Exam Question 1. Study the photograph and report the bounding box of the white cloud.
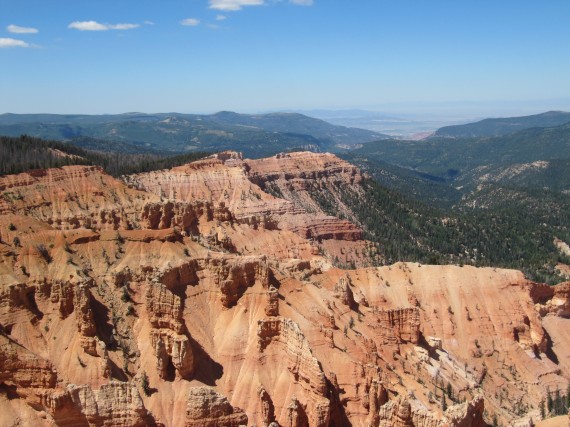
[68,21,140,31]
[0,37,31,48]
[209,0,265,11]
[7,24,39,34]
[181,18,200,26]
[144,20,155,26]
[109,23,139,30]
[68,21,108,31]
[216,15,227,21]
[289,0,313,4]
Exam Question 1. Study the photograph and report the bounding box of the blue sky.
[1,0,569,114]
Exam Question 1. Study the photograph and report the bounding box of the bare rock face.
[186,387,248,427]
[127,152,374,267]
[0,333,57,394]
[258,386,276,426]
[333,274,356,308]
[286,396,309,427]
[445,395,486,427]
[257,317,328,395]
[546,281,570,317]
[377,395,485,427]
[1,154,569,427]
[47,382,148,427]
[265,286,280,317]
[376,307,420,345]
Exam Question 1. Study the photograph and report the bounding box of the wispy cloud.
[209,0,312,11]
[289,0,313,5]
[110,23,139,30]
[0,37,31,48]
[7,24,39,34]
[216,15,227,21]
[144,20,155,26]
[181,18,200,26]
[209,0,264,11]
[68,21,140,31]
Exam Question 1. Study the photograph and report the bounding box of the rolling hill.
[433,110,570,138]
[0,111,389,158]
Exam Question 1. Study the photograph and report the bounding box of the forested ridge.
[309,178,570,284]
[0,135,209,177]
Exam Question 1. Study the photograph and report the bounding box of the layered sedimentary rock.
[185,387,248,427]
[47,382,148,427]
[0,153,569,427]
[376,307,420,345]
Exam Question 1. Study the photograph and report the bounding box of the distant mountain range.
[0,111,389,158]
[350,120,570,179]
[433,110,570,138]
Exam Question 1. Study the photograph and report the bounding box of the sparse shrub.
[121,287,131,303]
[13,237,21,247]
[77,356,86,368]
[8,223,16,231]
[37,244,52,263]
[141,371,151,396]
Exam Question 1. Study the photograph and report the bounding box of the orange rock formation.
[0,151,568,426]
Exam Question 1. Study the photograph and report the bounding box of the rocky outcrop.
[257,317,327,395]
[265,286,280,317]
[333,274,356,308]
[258,386,276,426]
[286,396,310,427]
[145,282,194,379]
[146,282,185,334]
[0,165,157,230]
[257,317,332,426]
[0,333,57,392]
[212,257,270,308]
[543,281,570,317]
[445,395,486,427]
[376,308,420,345]
[47,382,148,427]
[376,395,484,427]
[141,201,233,234]
[185,387,248,427]
[127,152,365,245]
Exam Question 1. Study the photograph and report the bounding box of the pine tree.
[446,382,453,399]
[547,388,553,414]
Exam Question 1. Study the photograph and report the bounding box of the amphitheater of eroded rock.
[1,152,568,426]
